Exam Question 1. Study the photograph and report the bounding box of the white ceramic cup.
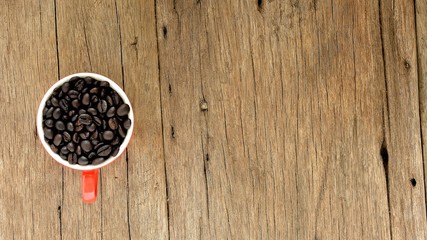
[37,73,134,203]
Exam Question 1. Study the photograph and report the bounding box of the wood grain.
[380,0,427,238]
[0,0,61,239]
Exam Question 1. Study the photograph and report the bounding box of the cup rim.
[37,72,134,171]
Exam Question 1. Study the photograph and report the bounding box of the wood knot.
[404,60,411,70]
[410,178,416,187]
[200,100,208,112]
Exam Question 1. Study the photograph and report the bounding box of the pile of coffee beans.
[42,76,131,165]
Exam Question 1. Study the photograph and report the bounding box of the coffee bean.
[46,107,54,118]
[74,124,84,132]
[69,76,80,83]
[87,108,97,116]
[90,130,98,140]
[111,147,119,157]
[93,116,102,126]
[64,95,71,101]
[53,108,62,119]
[99,81,110,87]
[68,153,77,164]
[81,87,89,94]
[82,93,90,105]
[78,109,86,115]
[79,114,92,125]
[44,119,54,128]
[63,132,71,142]
[91,95,99,104]
[89,87,99,94]
[71,114,78,122]
[61,115,68,121]
[117,104,130,117]
[54,121,65,131]
[76,145,82,156]
[112,92,121,105]
[123,119,131,130]
[43,107,48,116]
[68,110,76,117]
[75,79,85,91]
[108,118,118,130]
[72,133,80,143]
[100,88,107,97]
[80,132,90,139]
[50,144,59,154]
[86,123,96,132]
[106,96,113,106]
[94,142,103,150]
[46,99,52,107]
[81,140,92,152]
[84,77,94,84]
[58,91,64,98]
[53,134,62,146]
[102,120,107,130]
[92,157,105,165]
[97,100,108,113]
[67,142,75,152]
[68,90,79,99]
[91,139,100,146]
[71,99,80,108]
[97,145,112,157]
[103,130,114,141]
[51,97,59,107]
[88,152,96,160]
[106,107,115,118]
[111,137,120,145]
[66,122,74,132]
[61,82,70,93]
[60,146,69,155]
[118,125,126,138]
[59,99,69,111]
[59,152,67,160]
[78,156,89,165]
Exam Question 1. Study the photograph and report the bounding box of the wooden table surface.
[1,0,427,239]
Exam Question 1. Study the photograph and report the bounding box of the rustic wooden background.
[1,0,427,239]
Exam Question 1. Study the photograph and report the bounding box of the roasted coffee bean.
[44,119,54,128]
[91,139,100,146]
[92,157,104,165]
[111,147,119,157]
[123,119,131,130]
[67,142,75,152]
[61,115,68,121]
[71,99,80,108]
[106,96,113,106]
[97,100,108,113]
[46,107,54,118]
[90,130,98,140]
[103,130,114,141]
[59,152,67,160]
[102,120,107,130]
[53,134,62,146]
[97,145,112,157]
[50,144,59,154]
[78,156,89,165]
[82,93,90,105]
[91,95,99,103]
[81,140,92,152]
[106,107,115,118]
[55,121,65,131]
[84,77,94,84]
[64,95,71,101]
[88,152,96,160]
[99,81,110,87]
[74,124,84,132]
[81,87,89,94]
[76,145,82,156]
[66,122,74,132]
[71,114,79,122]
[87,108,97,116]
[53,108,62,119]
[43,107,48,116]
[89,87,99,94]
[78,109,86,115]
[100,88,107,97]
[86,123,96,132]
[118,126,126,138]
[93,116,102,126]
[79,132,90,139]
[51,97,59,107]
[61,82,70,93]
[94,143,103,150]
[46,99,52,107]
[63,132,71,142]
[68,153,77,164]
[68,110,76,117]
[111,137,120,145]
[75,79,85,91]
[60,146,69,155]
[79,114,92,125]
[59,99,69,111]
[72,133,80,143]
[117,104,130,117]
[58,91,64,98]
[112,92,121,105]
[68,90,79,99]
[108,118,118,130]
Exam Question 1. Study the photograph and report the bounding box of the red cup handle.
[82,169,98,203]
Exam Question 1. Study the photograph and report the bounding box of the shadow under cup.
[36,73,134,203]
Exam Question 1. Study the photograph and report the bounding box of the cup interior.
[37,73,134,170]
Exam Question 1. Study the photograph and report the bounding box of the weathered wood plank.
[0,0,61,239]
[116,0,169,239]
[380,0,427,238]
[55,0,129,239]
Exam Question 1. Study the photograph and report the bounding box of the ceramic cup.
[36,73,134,203]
